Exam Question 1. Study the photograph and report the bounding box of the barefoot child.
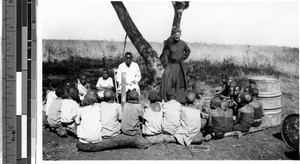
[99,89,122,138]
[142,90,163,136]
[203,97,226,141]
[76,90,102,143]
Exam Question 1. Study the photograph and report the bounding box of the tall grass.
[43,39,299,77]
[42,39,298,95]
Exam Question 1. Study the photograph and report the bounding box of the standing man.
[159,26,191,103]
[116,52,141,95]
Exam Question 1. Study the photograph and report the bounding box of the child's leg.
[55,126,67,137]
[62,122,77,136]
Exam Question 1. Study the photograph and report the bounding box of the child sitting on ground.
[61,87,80,136]
[174,92,202,146]
[121,90,144,136]
[99,89,122,138]
[162,89,182,135]
[47,87,68,137]
[142,90,163,136]
[203,97,226,141]
[232,93,254,132]
[232,85,243,116]
[44,79,61,116]
[96,69,114,99]
[76,75,91,101]
[249,88,264,127]
[222,100,234,132]
[76,90,102,143]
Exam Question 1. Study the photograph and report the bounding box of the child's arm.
[75,109,81,124]
[117,104,122,121]
[234,109,241,124]
[208,112,213,127]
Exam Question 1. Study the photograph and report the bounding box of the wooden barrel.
[249,76,282,127]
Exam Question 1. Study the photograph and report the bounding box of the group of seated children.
[202,75,264,141]
[43,75,264,150]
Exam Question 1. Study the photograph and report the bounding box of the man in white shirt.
[116,52,141,94]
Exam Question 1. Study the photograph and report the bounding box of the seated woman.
[232,93,254,132]
[96,69,114,99]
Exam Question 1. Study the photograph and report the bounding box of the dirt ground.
[42,77,299,160]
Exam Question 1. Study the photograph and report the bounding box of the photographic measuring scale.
[2,0,37,163]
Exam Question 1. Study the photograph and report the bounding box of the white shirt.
[44,91,57,115]
[96,77,114,98]
[76,104,102,143]
[142,103,163,135]
[116,62,141,93]
[162,100,182,135]
[99,102,122,137]
[61,99,79,123]
[174,106,201,146]
[77,79,87,100]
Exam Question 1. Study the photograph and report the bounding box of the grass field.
[42,39,299,160]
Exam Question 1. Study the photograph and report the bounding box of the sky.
[39,0,298,47]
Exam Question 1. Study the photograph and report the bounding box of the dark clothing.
[203,115,226,139]
[249,101,263,119]
[211,116,226,133]
[225,117,233,132]
[249,100,263,127]
[233,113,254,132]
[121,102,144,136]
[159,37,190,103]
[221,83,230,97]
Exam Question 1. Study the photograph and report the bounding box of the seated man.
[99,89,122,138]
[232,93,254,132]
[96,69,114,99]
[203,97,226,141]
[116,52,141,95]
[174,92,202,146]
[142,90,163,136]
[162,89,182,135]
[249,88,264,127]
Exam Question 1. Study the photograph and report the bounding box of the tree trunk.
[171,1,189,35]
[111,2,164,84]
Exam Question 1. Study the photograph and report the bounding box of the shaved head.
[186,92,196,104]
